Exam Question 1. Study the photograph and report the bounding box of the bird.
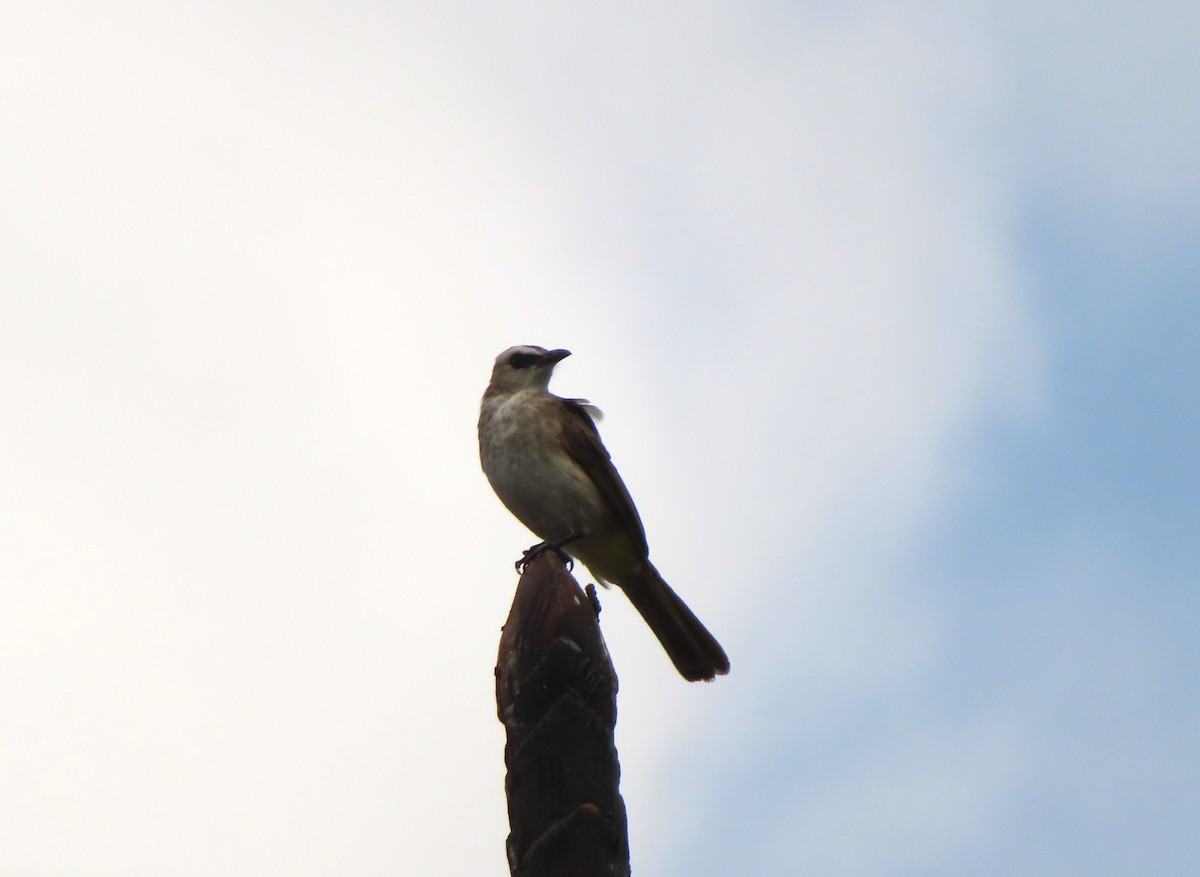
[478,345,729,682]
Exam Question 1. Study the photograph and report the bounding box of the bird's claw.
[514,535,581,574]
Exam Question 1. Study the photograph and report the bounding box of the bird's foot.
[514,533,583,574]
[515,542,572,573]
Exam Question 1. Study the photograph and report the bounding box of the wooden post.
[496,550,630,877]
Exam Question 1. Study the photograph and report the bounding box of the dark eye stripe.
[508,352,539,369]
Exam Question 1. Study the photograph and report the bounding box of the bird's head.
[486,345,571,393]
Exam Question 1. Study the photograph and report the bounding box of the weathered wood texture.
[496,551,630,877]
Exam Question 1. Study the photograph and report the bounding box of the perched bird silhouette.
[478,345,729,681]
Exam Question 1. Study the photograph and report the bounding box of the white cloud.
[0,3,1052,876]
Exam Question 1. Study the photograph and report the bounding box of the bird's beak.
[543,348,572,365]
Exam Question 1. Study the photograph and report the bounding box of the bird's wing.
[558,397,649,557]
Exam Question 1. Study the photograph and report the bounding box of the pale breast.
[479,391,604,542]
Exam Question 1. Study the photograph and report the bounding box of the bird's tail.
[621,562,730,682]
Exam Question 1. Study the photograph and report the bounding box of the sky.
[1,2,1196,875]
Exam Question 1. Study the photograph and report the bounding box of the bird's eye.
[508,352,539,369]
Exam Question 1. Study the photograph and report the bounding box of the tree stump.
[496,550,630,877]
